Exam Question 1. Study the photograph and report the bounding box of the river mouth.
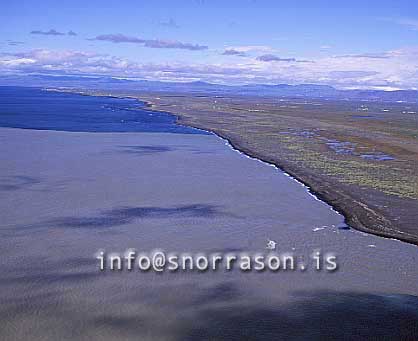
[0,88,417,340]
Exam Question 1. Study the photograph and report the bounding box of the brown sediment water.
[0,127,417,340]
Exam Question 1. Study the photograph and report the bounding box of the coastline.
[49,88,418,246]
[174,116,417,245]
[142,98,418,246]
[2,123,418,341]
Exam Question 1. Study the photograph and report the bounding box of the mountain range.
[1,74,417,103]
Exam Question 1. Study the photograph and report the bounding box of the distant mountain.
[0,74,417,103]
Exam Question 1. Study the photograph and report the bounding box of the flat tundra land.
[74,90,418,245]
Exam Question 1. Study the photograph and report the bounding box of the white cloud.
[1,58,35,67]
[224,45,275,53]
[1,47,418,89]
[89,34,208,51]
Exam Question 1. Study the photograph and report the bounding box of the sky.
[1,0,418,89]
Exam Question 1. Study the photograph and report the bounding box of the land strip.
[63,89,418,245]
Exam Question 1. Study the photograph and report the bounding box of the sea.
[0,86,417,340]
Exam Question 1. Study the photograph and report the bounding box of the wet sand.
[0,127,417,340]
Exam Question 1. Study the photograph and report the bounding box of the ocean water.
[0,87,417,340]
[0,86,207,134]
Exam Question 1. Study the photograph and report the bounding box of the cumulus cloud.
[222,49,247,57]
[89,34,208,51]
[9,49,98,63]
[1,46,418,90]
[257,54,296,62]
[68,30,77,36]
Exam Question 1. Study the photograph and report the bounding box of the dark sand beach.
[0,89,417,340]
[76,90,418,245]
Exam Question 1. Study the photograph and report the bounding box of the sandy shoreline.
[175,122,416,244]
[140,95,418,246]
[61,89,418,246]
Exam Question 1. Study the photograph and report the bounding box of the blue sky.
[1,0,418,89]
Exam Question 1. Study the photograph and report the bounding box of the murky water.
[0,88,417,340]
